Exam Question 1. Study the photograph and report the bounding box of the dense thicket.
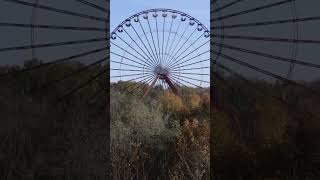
[111,83,210,180]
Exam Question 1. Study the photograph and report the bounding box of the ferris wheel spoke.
[58,69,107,102]
[116,35,154,67]
[171,59,209,70]
[111,68,152,72]
[3,0,107,22]
[88,85,107,104]
[0,37,106,52]
[212,34,320,44]
[110,43,154,69]
[111,72,153,78]
[166,28,197,67]
[137,20,161,64]
[0,47,107,78]
[165,21,182,63]
[127,75,155,95]
[212,0,246,14]
[147,18,161,64]
[171,66,210,72]
[169,42,210,69]
[169,39,209,68]
[166,31,204,68]
[155,16,162,65]
[164,18,174,64]
[32,56,108,92]
[110,60,148,70]
[111,51,151,69]
[170,76,184,87]
[166,23,189,65]
[131,25,158,65]
[211,49,320,98]
[213,16,320,30]
[212,42,320,69]
[170,51,210,71]
[123,29,156,66]
[171,74,203,88]
[212,59,288,104]
[177,72,209,76]
[212,68,318,123]
[119,73,154,85]
[212,0,295,22]
[74,0,109,13]
[171,73,210,84]
[119,74,154,94]
[0,22,106,32]
[161,17,166,65]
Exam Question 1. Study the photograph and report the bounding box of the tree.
[170,118,210,180]
[160,92,186,114]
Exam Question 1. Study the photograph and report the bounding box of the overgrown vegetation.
[0,60,320,179]
[111,83,210,180]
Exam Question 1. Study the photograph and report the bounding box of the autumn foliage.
[111,84,211,179]
[160,91,186,113]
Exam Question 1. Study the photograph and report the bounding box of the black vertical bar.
[105,1,111,179]
[210,1,215,179]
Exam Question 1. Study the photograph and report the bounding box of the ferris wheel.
[110,8,210,98]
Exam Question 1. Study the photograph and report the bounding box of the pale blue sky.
[110,0,210,31]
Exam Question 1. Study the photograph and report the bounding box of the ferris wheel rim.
[111,8,210,35]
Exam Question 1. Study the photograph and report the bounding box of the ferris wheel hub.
[154,66,170,79]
